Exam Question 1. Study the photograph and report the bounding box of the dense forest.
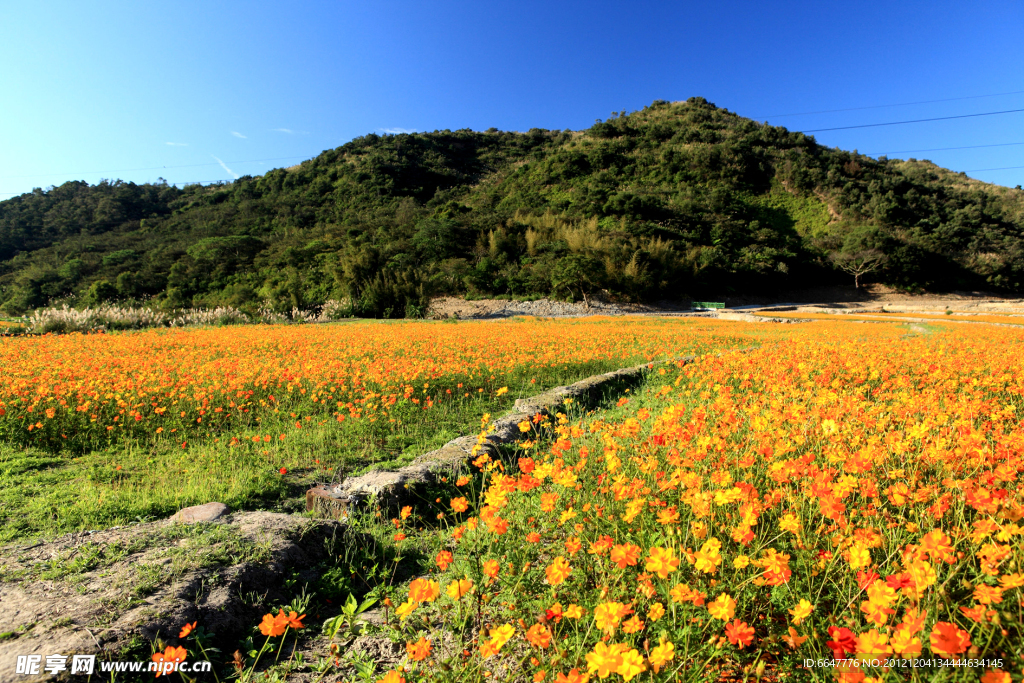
[2,98,1022,317]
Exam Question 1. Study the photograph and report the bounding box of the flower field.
[0,317,754,453]
[381,321,1024,682]
[0,317,755,540]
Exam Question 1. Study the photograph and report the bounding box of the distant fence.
[690,302,725,310]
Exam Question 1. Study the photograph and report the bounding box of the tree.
[829,248,887,289]
[83,279,118,306]
[551,254,605,307]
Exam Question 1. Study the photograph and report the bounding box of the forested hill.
[2,97,1023,317]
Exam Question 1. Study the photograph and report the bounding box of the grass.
[0,360,624,542]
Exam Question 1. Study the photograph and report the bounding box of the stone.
[172,502,229,523]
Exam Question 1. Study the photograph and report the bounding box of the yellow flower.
[694,537,722,574]
[647,602,665,622]
[779,512,801,534]
[648,639,674,674]
[856,630,891,660]
[645,547,680,579]
[486,624,515,652]
[891,628,922,657]
[395,599,417,621]
[594,602,630,632]
[707,593,736,621]
[446,578,474,600]
[848,543,871,569]
[585,642,625,679]
[564,604,585,619]
[616,649,646,682]
[788,599,814,625]
[622,498,645,523]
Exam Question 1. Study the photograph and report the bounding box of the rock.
[308,354,698,514]
[0,511,342,680]
[172,502,229,523]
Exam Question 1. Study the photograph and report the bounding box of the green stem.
[274,627,291,663]
[247,636,273,677]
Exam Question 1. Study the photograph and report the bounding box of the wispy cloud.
[231,131,247,139]
[212,155,239,179]
[378,127,416,134]
[272,128,295,134]
[165,142,188,146]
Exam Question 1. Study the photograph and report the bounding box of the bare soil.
[0,512,343,681]
[427,285,1024,320]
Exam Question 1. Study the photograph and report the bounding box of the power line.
[866,141,1024,156]
[0,155,311,180]
[760,89,1024,118]
[802,108,1024,133]
[965,165,1024,172]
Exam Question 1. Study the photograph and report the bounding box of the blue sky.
[1,0,1022,199]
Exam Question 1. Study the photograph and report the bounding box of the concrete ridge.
[306,355,699,518]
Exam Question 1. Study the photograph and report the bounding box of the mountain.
[2,97,1022,317]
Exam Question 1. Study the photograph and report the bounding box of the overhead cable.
[802,108,1024,133]
[761,89,1024,118]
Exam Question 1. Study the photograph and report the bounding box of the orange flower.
[408,578,440,603]
[546,557,572,585]
[973,584,1003,605]
[259,611,288,637]
[482,559,500,579]
[526,623,552,649]
[281,610,305,630]
[407,637,432,661]
[610,543,641,569]
[450,497,469,513]
[377,670,406,683]
[555,669,589,683]
[725,620,755,649]
[622,615,644,634]
[929,622,970,657]
[151,645,187,677]
[178,621,197,638]
[436,550,454,571]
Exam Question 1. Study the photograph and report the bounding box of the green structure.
[690,301,725,310]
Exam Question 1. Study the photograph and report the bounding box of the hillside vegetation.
[2,98,1023,316]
